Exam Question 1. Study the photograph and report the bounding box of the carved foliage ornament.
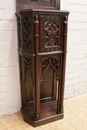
[40,15,62,52]
[22,15,32,52]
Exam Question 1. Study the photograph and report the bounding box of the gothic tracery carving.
[22,15,32,52]
[17,16,21,48]
[40,15,62,52]
[24,57,33,84]
[41,56,59,80]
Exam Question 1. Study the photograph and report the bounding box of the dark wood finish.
[34,14,40,120]
[21,100,63,127]
[16,1,69,127]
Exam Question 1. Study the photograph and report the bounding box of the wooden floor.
[0,94,87,130]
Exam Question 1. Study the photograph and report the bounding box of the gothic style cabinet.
[16,0,69,127]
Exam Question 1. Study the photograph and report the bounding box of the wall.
[0,0,21,116]
[0,0,87,116]
[61,0,87,98]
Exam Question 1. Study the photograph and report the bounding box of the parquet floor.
[0,94,87,130]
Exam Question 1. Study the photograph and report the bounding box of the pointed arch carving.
[41,56,59,80]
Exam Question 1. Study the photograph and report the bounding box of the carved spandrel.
[40,15,62,52]
[22,15,32,52]
[19,55,34,85]
[41,56,59,80]
[24,57,34,85]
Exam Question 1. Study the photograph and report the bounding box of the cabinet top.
[16,8,69,14]
[16,0,61,13]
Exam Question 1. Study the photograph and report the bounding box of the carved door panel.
[39,15,63,53]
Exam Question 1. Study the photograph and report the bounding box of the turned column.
[60,15,68,113]
[34,14,40,120]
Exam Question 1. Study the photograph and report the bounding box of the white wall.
[0,0,21,116]
[0,0,87,116]
[61,0,87,98]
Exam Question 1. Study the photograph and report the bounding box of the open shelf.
[21,100,63,127]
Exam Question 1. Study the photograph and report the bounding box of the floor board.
[0,94,87,130]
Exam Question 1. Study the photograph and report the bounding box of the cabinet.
[16,0,69,127]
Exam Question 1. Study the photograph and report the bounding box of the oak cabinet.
[16,0,69,127]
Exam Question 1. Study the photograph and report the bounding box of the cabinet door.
[39,14,63,100]
[39,14,63,53]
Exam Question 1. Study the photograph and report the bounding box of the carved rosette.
[40,15,62,52]
[41,56,59,80]
[22,15,32,52]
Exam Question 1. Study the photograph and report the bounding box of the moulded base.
[21,100,63,127]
